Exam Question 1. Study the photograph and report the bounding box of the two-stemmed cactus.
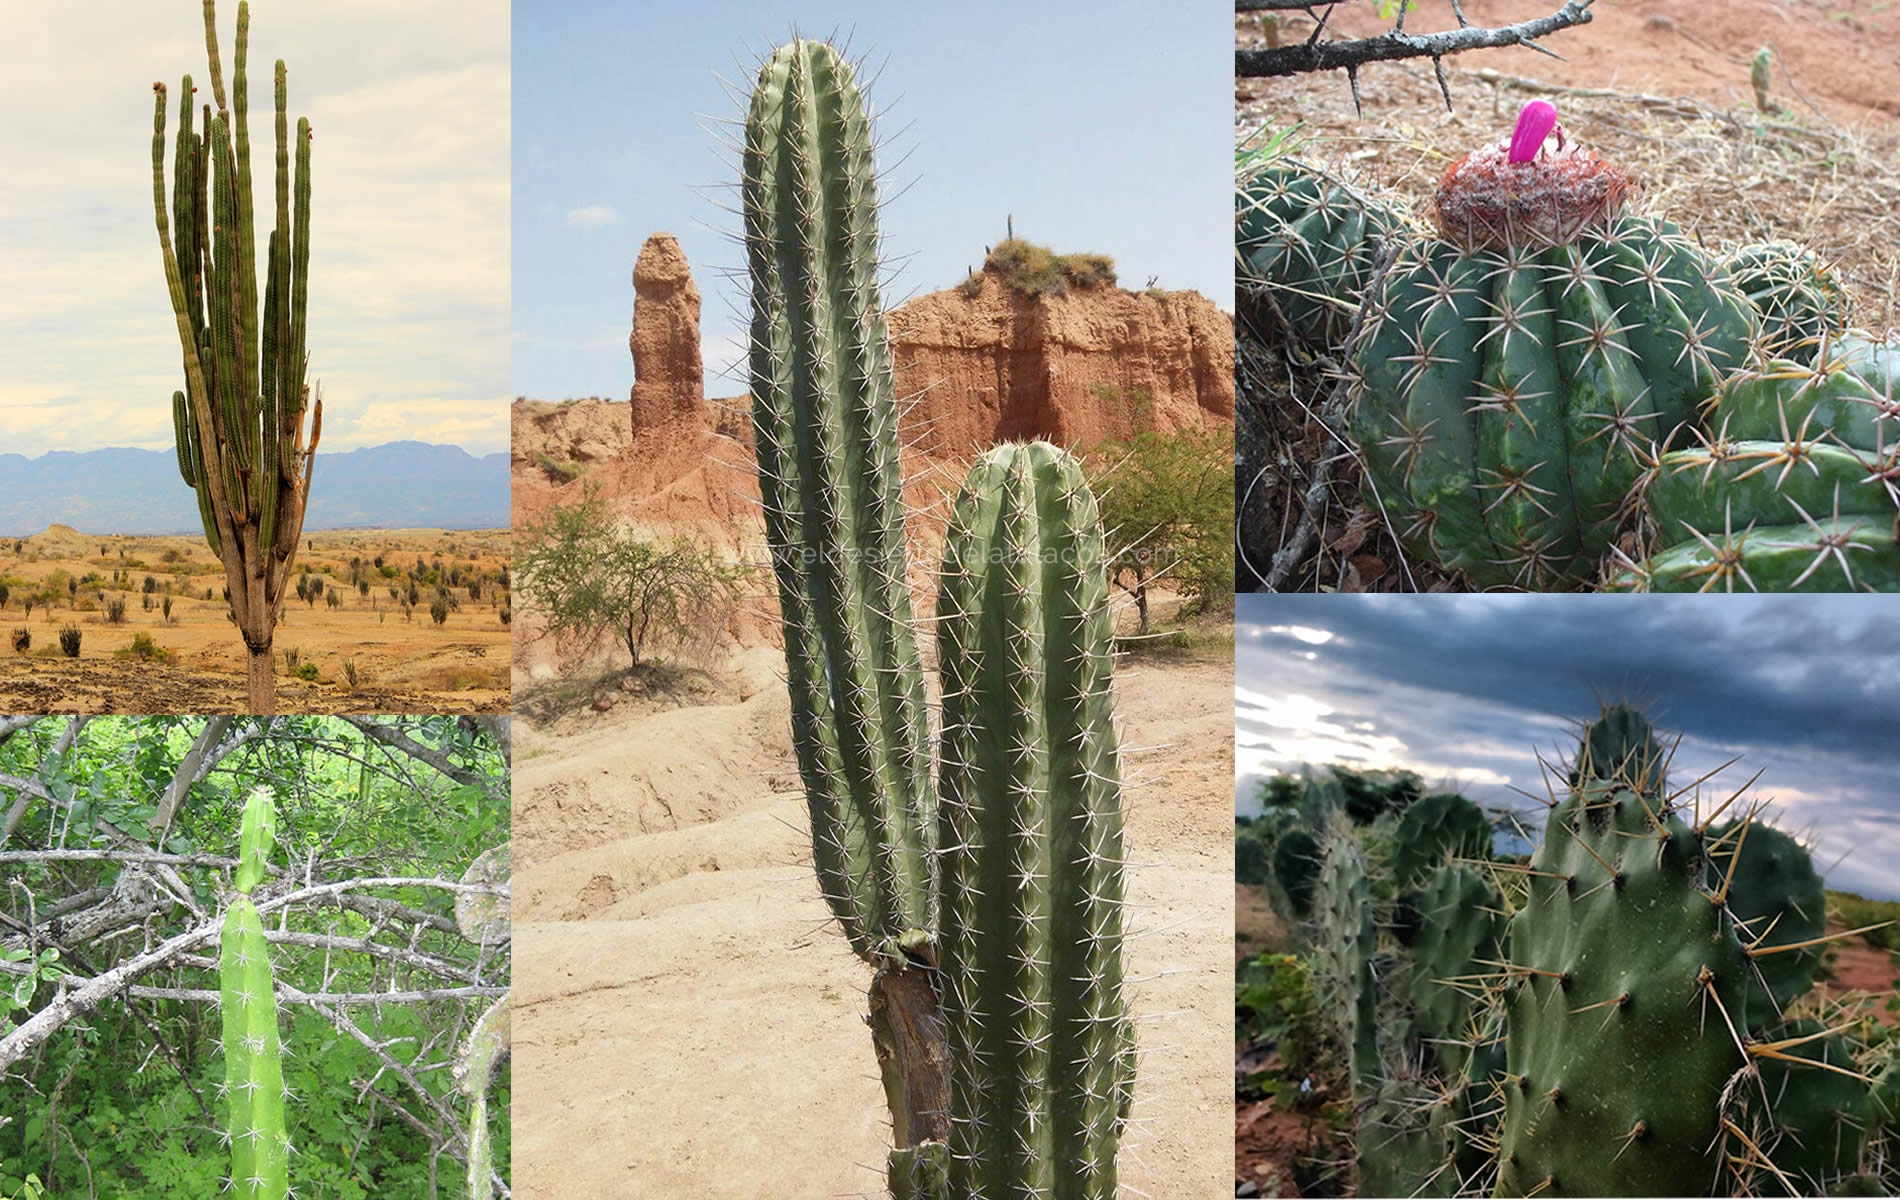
[152,0,320,712]
[744,39,1132,1197]
[219,786,289,1200]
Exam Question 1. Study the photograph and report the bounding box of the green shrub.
[57,625,80,657]
[960,237,1118,298]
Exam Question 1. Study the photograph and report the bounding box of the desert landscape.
[0,525,510,712]
[505,214,1235,1193]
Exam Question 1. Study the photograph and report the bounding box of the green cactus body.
[1408,863,1505,1079]
[1392,792,1493,888]
[220,787,286,1200]
[1269,828,1321,920]
[742,38,935,966]
[1612,337,1900,592]
[152,0,319,713]
[1703,820,1825,1015]
[1351,216,1756,589]
[935,442,1129,1199]
[1724,1019,1871,1197]
[1721,242,1851,364]
[1572,703,1668,797]
[1236,161,1411,347]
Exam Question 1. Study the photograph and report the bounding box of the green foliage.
[1237,952,1323,1074]
[0,717,509,1199]
[959,237,1117,298]
[55,626,79,658]
[293,662,319,682]
[1088,427,1234,630]
[533,451,582,484]
[516,484,751,668]
[1832,890,1900,953]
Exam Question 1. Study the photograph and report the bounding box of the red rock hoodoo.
[629,233,704,436]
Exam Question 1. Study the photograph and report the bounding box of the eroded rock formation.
[630,233,704,436]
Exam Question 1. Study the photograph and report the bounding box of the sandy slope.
[511,646,1234,1198]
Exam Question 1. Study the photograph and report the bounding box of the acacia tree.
[0,716,510,1198]
[516,485,750,669]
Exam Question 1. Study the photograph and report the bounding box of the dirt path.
[510,647,1234,1198]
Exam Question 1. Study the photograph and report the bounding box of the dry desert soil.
[510,636,1235,1197]
[0,525,510,713]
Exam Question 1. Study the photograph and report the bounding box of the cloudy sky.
[1,1,509,458]
[1237,595,1900,901]
[511,0,1231,401]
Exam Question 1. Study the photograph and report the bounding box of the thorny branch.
[1237,0,1595,113]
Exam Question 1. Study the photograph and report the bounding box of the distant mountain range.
[0,442,508,535]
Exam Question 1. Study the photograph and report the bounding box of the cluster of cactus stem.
[1251,705,1899,1196]
[1236,158,1412,348]
[152,0,319,711]
[1611,335,1900,592]
[1719,242,1853,365]
[745,40,1129,1196]
[219,786,289,1200]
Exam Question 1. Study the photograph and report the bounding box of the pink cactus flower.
[1508,100,1559,164]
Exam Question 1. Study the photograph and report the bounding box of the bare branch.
[338,717,504,795]
[1237,0,1594,80]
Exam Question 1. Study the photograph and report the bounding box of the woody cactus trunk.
[745,40,1132,1197]
[152,0,319,712]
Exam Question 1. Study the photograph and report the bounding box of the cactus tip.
[1508,99,1559,164]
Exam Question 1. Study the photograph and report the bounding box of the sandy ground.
[511,642,1235,1198]
[0,526,509,712]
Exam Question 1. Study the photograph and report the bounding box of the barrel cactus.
[1611,336,1900,592]
[1237,159,1412,348]
[745,39,1131,1195]
[1720,241,1852,365]
[219,787,288,1200]
[1349,102,1756,589]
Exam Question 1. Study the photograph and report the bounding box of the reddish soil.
[1241,0,1900,137]
[1821,925,1900,1024]
[1237,1097,1324,1198]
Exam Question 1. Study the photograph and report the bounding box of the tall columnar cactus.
[1611,336,1900,592]
[936,442,1132,1198]
[745,41,1132,1195]
[1237,160,1412,348]
[219,786,287,1200]
[152,0,319,712]
[1349,102,1756,589]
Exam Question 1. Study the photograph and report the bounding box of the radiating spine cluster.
[1720,241,1853,365]
[219,786,288,1200]
[744,40,1132,1196]
[152,0,319,712]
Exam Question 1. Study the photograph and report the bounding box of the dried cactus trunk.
[219,787,287,1200]
[152,0,319,712]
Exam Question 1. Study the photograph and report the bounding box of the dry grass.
[1237,58,1900,592]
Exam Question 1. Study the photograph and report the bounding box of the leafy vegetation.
[957,237,1117,298]
[0,717,510,1198]
[516,484,751,668]
[1086,426,1234,633]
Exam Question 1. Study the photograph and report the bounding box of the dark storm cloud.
[1235,595,1900,900]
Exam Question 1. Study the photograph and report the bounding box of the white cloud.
[566,205,619,229]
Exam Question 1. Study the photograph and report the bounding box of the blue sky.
[0,1,510,458]
[1236,595,1900,901]
[511,0,1231,400]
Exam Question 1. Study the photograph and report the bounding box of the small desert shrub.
[142,575,157,594]
[0,583,8,609]
[499,605,511,627]
[341,657,360,690]
[57,626,80,657]
[284,647,301,673]
[326,588,341,609]
[430,594,451,626]
[534,451,584,483]
[294,662,320,682]
[142,594,154,612]
[161,596,174,623]
[118,633,173,664]
[963,238,1118,298]
[11,629,29,654]
[105,597,126,624]
[162,548,183,564]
